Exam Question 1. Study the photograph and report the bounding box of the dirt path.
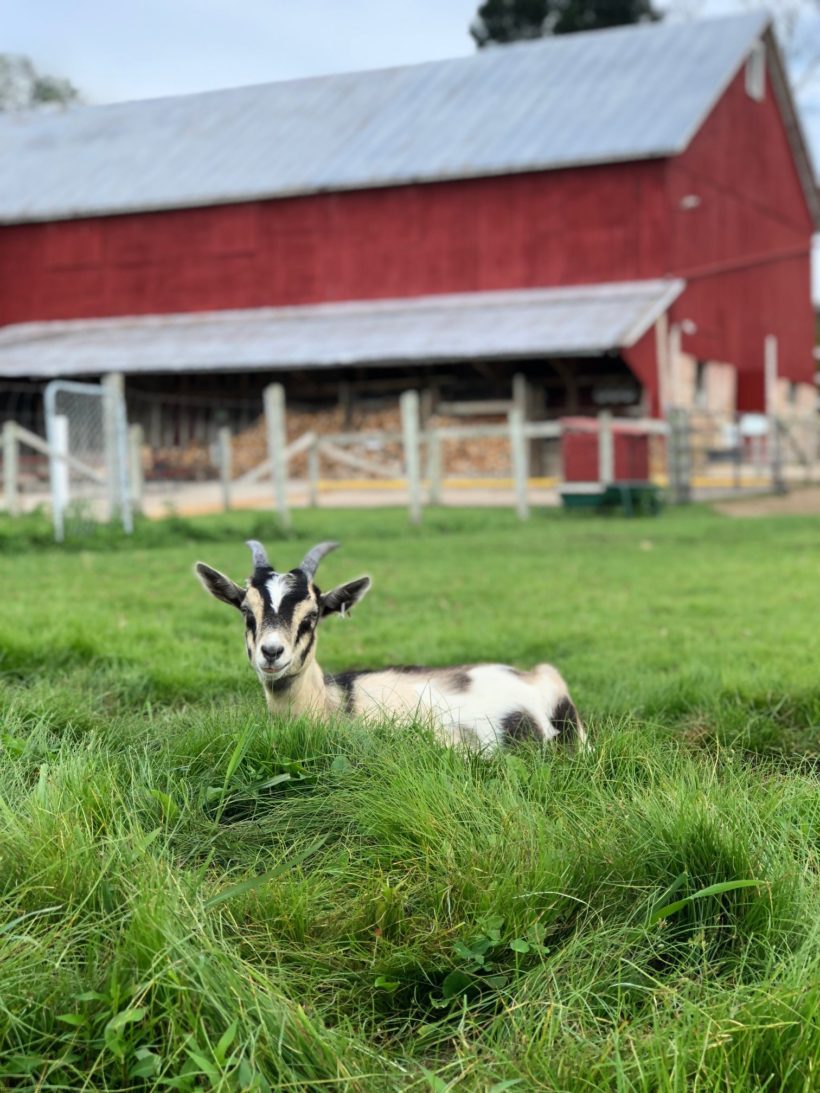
[712,486,820,517]
[137,479,563,517]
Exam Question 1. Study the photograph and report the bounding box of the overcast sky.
[3,0,819,291]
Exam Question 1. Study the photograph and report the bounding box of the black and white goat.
[195,540,585,752]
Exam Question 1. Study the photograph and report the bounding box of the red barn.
[0,11,816,434]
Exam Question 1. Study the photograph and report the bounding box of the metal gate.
[44,377,132,541]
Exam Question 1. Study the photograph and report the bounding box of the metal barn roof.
[0,13,789,223]
[0,280,684,379]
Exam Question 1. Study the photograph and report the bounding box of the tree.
[470,0,661,48]
[0,55,81,112]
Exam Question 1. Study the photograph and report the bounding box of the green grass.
[0,505,818,1091]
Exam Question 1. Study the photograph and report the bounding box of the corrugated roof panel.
[0,280,685,378]
[0,13,769,222]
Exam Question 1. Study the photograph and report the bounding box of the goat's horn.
[299,541,339,579]
[246,539,270,570]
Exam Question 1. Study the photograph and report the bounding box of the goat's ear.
[319,576,371,619]
[195,562,245,610]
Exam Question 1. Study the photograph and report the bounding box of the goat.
[195,540,586,752]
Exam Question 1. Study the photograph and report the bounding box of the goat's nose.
[260,641,285,663]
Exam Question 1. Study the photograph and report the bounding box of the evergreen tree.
[471,0,661,48]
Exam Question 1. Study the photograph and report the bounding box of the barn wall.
[0,161,668,326]
[0,57,814,417]
[664,63,815,409]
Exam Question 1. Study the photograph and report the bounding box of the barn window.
[745,42,766,102]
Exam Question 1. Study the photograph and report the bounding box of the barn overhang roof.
[2,13,813,225]
[0,279,684,380]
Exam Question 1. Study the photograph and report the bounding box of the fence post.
[52,414,70,541]
[426,428,442,506]
[308,437,320,508]
[101,372,132,532]
[263,383,290,527]
[400,390,422,525]
[128,423,144,516]
[217,425,232,512]
[3,420,19,517]
[598,410,614,486]
[102,373,123,523]
[509,408,529,520]
[764,335,786,495]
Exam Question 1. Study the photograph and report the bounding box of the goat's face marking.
[242,568,320,682]
[195,540,370,689]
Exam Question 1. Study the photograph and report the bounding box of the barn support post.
[217,425,232,512]
[597,410,614,486]
[419,387,436,426]
[655,315,670,413]
[764,335,786,495]
[400,390,422,525]
[128,423,144,516]
[509,407,529,520]
[264,383,290,527]
[512,373,529,417]
[307,437,320,507]
[426,428,442,505]
[3,420,19,517]
[149,402,162,449]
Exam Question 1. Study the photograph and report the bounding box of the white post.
[128,423,144,516]
[264,383,290,527]
[764,334,778,416]
[102,373,124,523]
[3,420,19,517]
[764,335,785,494]
[217,425,232,512]
[400,390,422,525]
[655,314,670,414]
[426,429,442,506]
[668,325,683,408]
[598,411,614,486]
[52,414,70,540]
[308,437,320,508]
[101,372,132,532]
[509,408,529,520]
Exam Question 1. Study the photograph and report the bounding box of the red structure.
[561,418,651,484]
[0,13,817,419]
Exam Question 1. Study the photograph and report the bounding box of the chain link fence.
[44,378,132,541]
[666,408,819,502]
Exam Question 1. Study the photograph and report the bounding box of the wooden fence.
[4,381,817,527]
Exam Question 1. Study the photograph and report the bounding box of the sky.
[2,0,819,292]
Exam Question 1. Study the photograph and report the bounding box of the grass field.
[0,505,818,1091]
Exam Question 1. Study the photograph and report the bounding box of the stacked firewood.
[141,404,515,481]
[230,406,513,479]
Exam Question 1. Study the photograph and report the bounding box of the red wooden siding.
[0,59,814,413]
[665,64,815,407]
[0,161,667,325]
